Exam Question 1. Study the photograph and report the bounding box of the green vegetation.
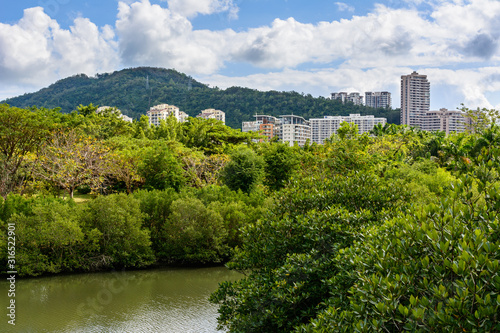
[1,67,400,128]
[0,102,499,331]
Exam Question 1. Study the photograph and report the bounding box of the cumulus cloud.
[2,0,500,109]
[166,0,238,19]
[116,0,231,74]
[0,7,118,88]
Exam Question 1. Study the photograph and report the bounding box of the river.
[0,266,241,332]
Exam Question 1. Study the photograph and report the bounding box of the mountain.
[2,67,400,129]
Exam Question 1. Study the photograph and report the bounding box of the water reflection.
[0,266,241,333]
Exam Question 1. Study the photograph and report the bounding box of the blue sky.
[1,0,500,111]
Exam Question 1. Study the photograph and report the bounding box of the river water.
[0,266,241,333]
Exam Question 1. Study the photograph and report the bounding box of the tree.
[138,142,186,191]
[32,130,111,198]
[263,142,298,191]
[0,105,55,198]
[222,146,264,193]
[336,121,359,140]
[76,103,98,117]
[160,197,227,263]
[78,193,155,268]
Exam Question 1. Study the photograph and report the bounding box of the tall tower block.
[401,71,430,128]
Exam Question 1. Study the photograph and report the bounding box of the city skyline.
[1,0,500,111]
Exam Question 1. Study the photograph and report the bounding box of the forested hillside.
[2,67,399,128]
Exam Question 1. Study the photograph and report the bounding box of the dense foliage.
[1,67,400,128]
[210,118,500,332]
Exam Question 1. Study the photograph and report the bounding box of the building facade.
[197,108,225,124]
[365,91,391,108]
[310,114,386,144]
[401,71,430,128]
[331,92,364,105]
[278,115,311,147]
[147,104,183,126]
[422,108,465,134]
[242,115,279,141]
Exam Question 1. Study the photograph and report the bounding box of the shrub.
[78,193,154,268]
[159,197,228,263]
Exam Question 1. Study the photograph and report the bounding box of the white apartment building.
[365,91,392,108]
[197,108,225,124]
[422,108,465,134]
[147,104,182,126]
[331,92,364,105]
[278,115,311,147]
[178,111,189,123]
[310,114,386,144]
[401,71,430,128]
[96,106,133,123]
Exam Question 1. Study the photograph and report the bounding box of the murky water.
[0,266,241,332]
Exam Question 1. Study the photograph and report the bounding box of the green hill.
[2,67,400,128]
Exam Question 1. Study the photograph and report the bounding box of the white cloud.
[0,7,118,89]
[166,0,238,19]
[335,2,355,12]
[2,0,500,110]
[116,0,231,74]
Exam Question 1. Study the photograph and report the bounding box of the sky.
[1,0,500,111]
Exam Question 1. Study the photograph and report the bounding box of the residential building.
[146,104,182,126]
[310,114,386,144]
[422,108,465,134]
[96,106,133,123]
[178,111,189,123]
[365,91,391,108]
[242,115,279,141]
[278,115,311,147]
[331,92,364,105]
[197,108,225,124]
[401,71,430,128]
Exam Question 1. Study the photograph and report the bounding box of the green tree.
[336,121,359,140]
[222,146,264,193]
[0,199,91,276]
[160,197,228,263]
[138,142,186,191]
[0,105,55,197]
[263,142,298,191]
[79,193,154,268]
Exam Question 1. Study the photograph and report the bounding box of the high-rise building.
[277,115,311,147]
[310,114,386,144]
[400,71,430,128]
[365,91,391,108]
[331,92,364,105]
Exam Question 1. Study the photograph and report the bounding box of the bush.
[222,146,264,193]
[79,193,155,268]
[159,197,228,263]
[300,182,500,331]
[1,199,86,276]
